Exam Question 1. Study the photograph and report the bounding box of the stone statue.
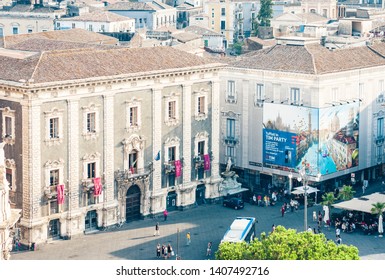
[225,157,232,173]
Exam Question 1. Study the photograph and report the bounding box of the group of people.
[156,243,174,259]
[252,192,278,207]
[153,212,213,259]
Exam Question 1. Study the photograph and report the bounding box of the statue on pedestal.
[219,158,241,195]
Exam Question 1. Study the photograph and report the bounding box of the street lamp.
[297,167,321,231]
[288,171,293,195]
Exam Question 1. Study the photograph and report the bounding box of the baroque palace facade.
[0,41,224,245]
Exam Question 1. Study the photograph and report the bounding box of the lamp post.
[288,171,293,195]
[297,167,321,231]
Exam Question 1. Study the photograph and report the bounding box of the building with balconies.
[0,32,224,246]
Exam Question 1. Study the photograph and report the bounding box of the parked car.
[223,197,244,210]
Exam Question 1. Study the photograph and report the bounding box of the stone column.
[103,94,114,202]
[182,84,192,186]
[241,80,249,167]
[20,102,41,245]
[207,79,222,199]
[152,87,163,212]
[66,99,79,237]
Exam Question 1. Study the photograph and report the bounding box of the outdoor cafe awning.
[291,186,319,195]
[332,192,385,214]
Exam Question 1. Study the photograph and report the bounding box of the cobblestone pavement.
[11,180,385,260]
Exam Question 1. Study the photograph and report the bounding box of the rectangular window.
[256,84,264,102]
[12,27,18,35]
[88,24,93,31]
[198,141,205,156]
[168,146,176,161]
[221,8,225,16]
[28,29,33,33]
[87,112,96,133]
[72,23,75,29]
[227,119,235,138]
[130,107,138,126]
[378,117,384,138]
[290,88,301,105]
[168,101,176,119]
[198,96,205,114]
[5,116,12,137]
[227,81,235,97]
[49,169,59,186]
[221,21,226,30]
[129,152,137,170]
[226,146,235,159]
[49,118,59,138]
[87,162,96,179]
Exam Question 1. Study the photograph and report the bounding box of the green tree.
[232,42,243,55]
[371,202,385,236]
[216,226,360,260]
[339,185,355,201]
[257,0,273,27]
[251,18,259,36]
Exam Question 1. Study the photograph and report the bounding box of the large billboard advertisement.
[262,103,359,176]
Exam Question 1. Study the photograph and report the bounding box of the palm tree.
[321,192,336,222]
[339,185,356,201]
[371,202,385,237]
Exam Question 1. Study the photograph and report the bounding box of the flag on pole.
[57,184,65,204]
[154,151,161,161]
[93,177,102,196]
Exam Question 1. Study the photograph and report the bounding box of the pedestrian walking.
[206,242,212,257]
[156,244,161,258]
[186,232,191,246]
[271,224,276,233]
[163,209,168,221]
[154,222,160,236]
[313,211,317,222]
[307,226,312,232]
[336,227,341,238]
[281,205,285,217]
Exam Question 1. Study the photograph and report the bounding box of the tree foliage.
[371,202,385,217]
[257,0,273,27]
[321,192,336,217]
[339,185,355,201]
[216,226,359,260]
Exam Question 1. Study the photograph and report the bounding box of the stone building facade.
[0,44,223,245]
[219,37,385,195]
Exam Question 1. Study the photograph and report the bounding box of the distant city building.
[56,10,136,33]
[106,1,177,31]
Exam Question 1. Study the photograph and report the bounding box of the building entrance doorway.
[126,185,141,222]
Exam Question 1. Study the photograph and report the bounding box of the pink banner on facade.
[93,177,102,196]
[175,160,182,177]
[204,154,211,171]
[57,184,65,204]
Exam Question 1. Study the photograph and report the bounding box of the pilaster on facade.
[241,80,249,167]
[152,88,163,192]
[182,83,193,185]
[103,94,114,203]
[67,99,80,212]
[210,80,221,180]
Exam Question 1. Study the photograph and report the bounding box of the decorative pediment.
[122,135,145,153]
[82,152,101,161]
[44,159,64,168]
